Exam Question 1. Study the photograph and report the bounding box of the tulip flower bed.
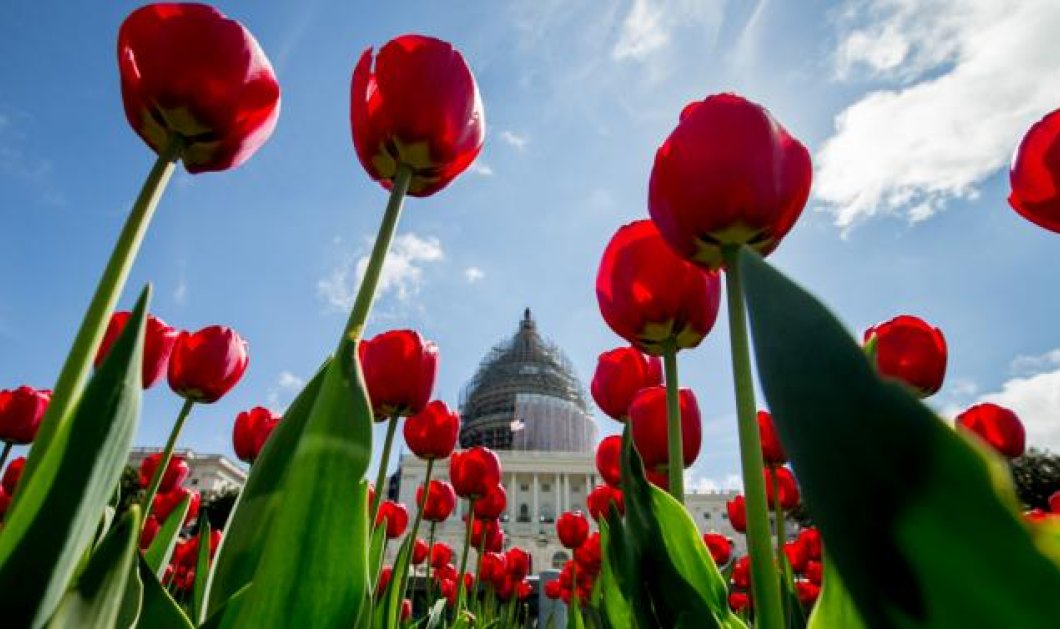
[3,2,1060,629]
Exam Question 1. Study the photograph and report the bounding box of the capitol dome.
[459,309,597,452]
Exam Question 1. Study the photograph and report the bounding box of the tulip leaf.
[46,506,141,628]
[204,359,329,615]
[144,493,192,578]
[0,286,149,626]
[807,555,866,629]
[597,519,632,629]
[368,519,387,591]
[738,247,1060,627]
[375,535,413,628]
[226,342,372,627]
[424,598,447,629]
[192,518,212,624]
[136,555,194,629]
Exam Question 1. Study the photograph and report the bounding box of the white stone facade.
[128,447,246,494]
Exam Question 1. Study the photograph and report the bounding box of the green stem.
[662,343,684,502]
[19,134,184,491]
[142,398,195,524]
[456,498,477,610]
[0,441,12,472]
[425,521,436,607]
[723,244,784,629]
[371,414,400,522]
[403,458,434,601]
[773,466,790,626]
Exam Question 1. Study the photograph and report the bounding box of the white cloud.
[469,161,494,176]
[1010,349,1060,376]
[464,266,485,283]
[817,0,1060,227]
[612,0,669,60]
[499,130,529,150]
[267,370,306,406]
[686,471,743,494]
[317,233,444,310]
[172,278,187,305]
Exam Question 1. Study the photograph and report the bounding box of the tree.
[1011,448,1060,510]
[201,486,241,529]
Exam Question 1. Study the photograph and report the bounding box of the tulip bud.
[586,484,624,521]
[359,330,438,420]
[472,484,507,520]
[556,510,590,549]
[956,403,1026,459]
[233,406,281,464]
[629,386,702,471]
[590,347,663,421]
[0,386,51,445]
[450,447,501,499]
[168,326,249,403]
[95,311,179,388]
[1009,107,1060,233]
[757,410,787,466]
[864,315,947,398]
[403,400,460,460]
[139,452,189,494]
[594,435,622,488]
[1,457,26,496]
[375,500,409,539]
[727,495,747,533]
[703,532,733,566]
[417,480,457,522]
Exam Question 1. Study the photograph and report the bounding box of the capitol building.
[390,309,747,573]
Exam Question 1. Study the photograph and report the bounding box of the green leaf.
[136,555,194,629]
[375,535,413,628]
[739,248,1060,627]
[144,493,191,578]
[225,343,372,627]
[47,505,141,628]
[0,286,150,626]
[193,518,212,624]
[779,554,807,629]
[424,599,447,629]
[204,359,329,615]
[807,554,866,629]
[597,519,632,629]
[368,518,388,590]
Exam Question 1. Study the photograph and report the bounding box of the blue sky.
[3,0,1060,492]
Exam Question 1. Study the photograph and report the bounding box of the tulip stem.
[341,164,413,346]
[662,343,684,502]
[456,499,477,610]
[723,244,784,629]
[371,414,400,522]
[19,134,184,492]
[402,458,434,602]
[142,398,195,525]
[0,441,11,472]
[425,522,436,606]
[773,466,790,626]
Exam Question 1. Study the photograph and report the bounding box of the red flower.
[731,556,751,589]
[797,527,822,561]
[376,566,393,597]
[467,516,502,550]
[590,347,663,421]
[351,35,485,198]
[359,330,438,420]
[864,315,947,398]
[1,457,25,495]
[403,400,460,460]
[473,483,507,520]
[139,452,189,493]
[758,410,786,466]
[729,590,752,613]
[417,480,457,522]
[629,386,702,470]
[505,547,532,580]
[95,311,179,388]
[648,93,812,270]
[450,447,501,499]
[140,515,160,549]
[401,599,412,622]
[1050,490,1060,514]
[784,540,809,573]
[726,495,747,533]
[0,489,9,520]
[430,542,453,570]
[118,3,280,173]
[556,510,590,549]
[480,552,508,587]
[702,532,732,566]
[168,326,249,403]
[574,532,602,574]
[956,403,1026,459]
[796,580,821,605]
[586,484,624,521]
[544,579,562,600]
[765,466,800,511]
[645,468,671,490]
[596,220,721,355]
[0,386,51,444]
[805,560,823,585]
[232,406,280,464]
[152,485,200,526]
[375,500,409,539]
[1009,107,1060,233]
[516,579,533,601]
[412,538,430,565]
[595,435,623,487]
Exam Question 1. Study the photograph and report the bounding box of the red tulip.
[956,403,1026,458]
[645,467,671,490]
[417,480,457,522]
[864,315,947,398]
[729,590,752,613]
[590,347,663,420]
[732,556,751,589]
[727,495,747,533]
[1,457,25,496]
[467,516,501,550]
[139,452,189,493]
[1050,490,1060,514]
[516,579,533,600]
[430,542,453,570]
[173,529,222,567]
[758,410,786,466]
[168,326,249,403]
[586,484,624,521]
[411,538,430,565]
[556,510,590,549]
[629,386,702,470]
[595,435,623,487]
[403,400,460,460]
[0,489,9,520]
[377,566,393,596]
[376,500,409,539]
[351,34,485,197]
[574,532,602,574]
[232,406,280,464]
[784,540,809,573]
[648,93,812,270]
[401,599,412,622]
[480,552,508,587]
[805,560,823,585]
[0,386,51,444]
[596,220,721,355]
[152,485,200,526]
[505,547,532,580]
[764,466,800,511]
[473,483,507,520]
[95,311,179,388]
[437,577,457,606]
[450,447,502,499]
[797,527,822,561]
[544,579,562,600]
[795,580,821,605]
[359,330,438,420]
[1009,107,1060,233]
[140,515,160,549]
[118,3,281,173]
[702,532,732,566]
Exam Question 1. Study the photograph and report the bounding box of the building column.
[553,474,560,517]
[508,472,518,522]
[532,473,540,526]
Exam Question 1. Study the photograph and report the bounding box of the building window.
[722,513,729,520]
[542,483,551,492]
[519,504,530,523]
[551,551,569,569]
[520,483,529,492]
[703,512,711,520]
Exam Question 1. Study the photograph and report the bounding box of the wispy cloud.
[816,0,1060,228]
[612,0,669,61]
[464,266,486,283]
[499,130,529,150]
[267,370,307,406]
[317,233,445,310]
[686,471,743,494]
[469,161,494,176]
